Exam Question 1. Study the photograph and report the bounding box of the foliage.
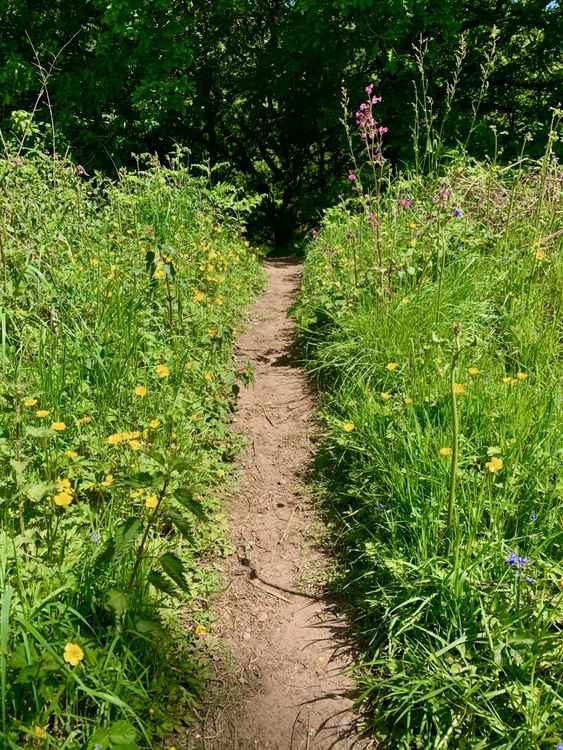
[0,0,560,243]
[0,145,262,748]
[295,114,563,747]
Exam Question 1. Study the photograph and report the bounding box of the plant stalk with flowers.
[342,85,389,294]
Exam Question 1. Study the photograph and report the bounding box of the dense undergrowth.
[296,147,562,747]
[0,148,262,748]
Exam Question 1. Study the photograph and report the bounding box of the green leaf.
[173,488,206,519]
[24,481,50,502]
[164,509,194,539]
[106,589,129,616]
[159,552,189,592]
[147,570,178,598]
[109,720,137,745]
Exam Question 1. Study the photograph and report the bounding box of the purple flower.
[452,207,463,218]
[365,83,374,96]
[347,170,357,182]
[556,744,563,750]
[440,190,450,200]
[506,552,529,568]
[398,198,413,209]
[530,511,537,521]
[525,576,535,584]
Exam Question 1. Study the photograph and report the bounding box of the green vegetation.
[295,106,562,746]
[0,144,262,748]
[1,0,561,241]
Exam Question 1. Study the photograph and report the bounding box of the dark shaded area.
[1,0,561,247]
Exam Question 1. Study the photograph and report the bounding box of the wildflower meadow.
[295,83,562,748]
[0,144,262,747]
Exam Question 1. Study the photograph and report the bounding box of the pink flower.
[347,171,357,182]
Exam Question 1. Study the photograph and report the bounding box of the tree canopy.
[1,0,561,243]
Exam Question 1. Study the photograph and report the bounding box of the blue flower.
[376,502,385,510]
[556,744,563,750]
[452,207,463,218]
[506,552,529,568]
[525,576,535,584]
[530,511,537,521]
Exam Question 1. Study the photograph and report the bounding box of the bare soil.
[185,259,367,750]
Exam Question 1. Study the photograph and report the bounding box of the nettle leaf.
[159,552,189,592]
[148,570,178,598]
[164,509,194,539]
[115,517,143,548]
[173,488,206,519]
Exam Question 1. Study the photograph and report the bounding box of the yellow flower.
[64,450,79,459]
[452,383,465,396]
[153,269,166,279]
[467,367,480,377]
[203,371,214,382]
[23,398,38,407]
[191,413,200,422]
[145,494,159,510]
[63,642,84,667]
[485,456,503,473]
[215,296,224,306]
[404,397,413,406]
[208,327,218,338]
[193,290,205,303]
[54,492,73,507]
[90,258,98,268]
[50,422,67,431]
[102,474,113,486]
[128,439,142,450]
[31,725,48,739]
[534,249,545,261]
[134,384,147,397]
[401,297,411,305]
[149,419,161,429]
[156,364,170,379]
[381,392,392,401]
[78,415,92,424]
[516,371,528,381]
[502,376,514,385]
[386,362,399,371]
[409,222,417,230]
[342,421,355,433]
[56,478,72,491]
[107,433,124,445]
[439,447,453,457]
[36,409,50,418]
[194,624,208,636]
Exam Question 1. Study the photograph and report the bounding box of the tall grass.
[296,138,562,746]
[0,146,262,748]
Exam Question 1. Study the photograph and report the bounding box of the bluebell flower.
[506,552,529,568]
[525,576,535,584]
[556,744,563,750]
[530,511,537,521]
[452,207,463,218]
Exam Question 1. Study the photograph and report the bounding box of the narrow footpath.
[187,259,366,750]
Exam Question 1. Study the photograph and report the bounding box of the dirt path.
[187,258,365,750]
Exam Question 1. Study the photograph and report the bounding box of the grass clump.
[296,147,562,748]
[0,147,262,748]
